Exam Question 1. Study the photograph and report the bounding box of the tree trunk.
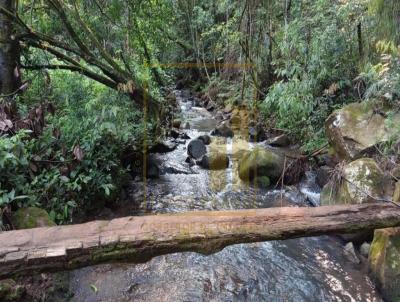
[1,203,400,279]
[0,0,21,96]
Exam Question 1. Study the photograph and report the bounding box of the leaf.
[60,176,70,182]
[90,284,98,293]
[73,145,84,161]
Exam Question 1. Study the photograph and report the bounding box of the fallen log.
[1,203,400,278]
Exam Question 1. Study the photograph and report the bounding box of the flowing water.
[69,90,381,302]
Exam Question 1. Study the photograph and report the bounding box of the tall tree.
[0,0,21,96]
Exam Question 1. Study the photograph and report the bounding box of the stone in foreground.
[369,227,400,302]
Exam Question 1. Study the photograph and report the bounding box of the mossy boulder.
[320,158,392,205]
[369,227,400,301]
[325,101,400,160]
[238,147,284,184]
[0,279,24,302]
[199,152,229,170]
[13,207,56,229]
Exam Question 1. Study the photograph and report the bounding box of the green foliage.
[0,71,148,224]
[261,0,359,143]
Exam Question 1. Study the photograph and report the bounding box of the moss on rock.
[238,147,284,182]
[325,101,400,160]
[13,207,56,229]
[320,158,392,205]
[369,228,400,302]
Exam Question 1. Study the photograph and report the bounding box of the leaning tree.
[0,0,173,114]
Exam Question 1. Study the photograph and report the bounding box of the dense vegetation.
[0,0,399,226]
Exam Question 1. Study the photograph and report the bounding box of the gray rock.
[359,242,371,258]
[187,139,207,159]
[197,135,211,145]
[185,156,196,167]
[344,242,361,264]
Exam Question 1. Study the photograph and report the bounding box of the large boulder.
[326,101,400,160]
[199,152,229,170]
[320,158,392,206]
[187,139,207,159]
[13,207,56,229]
[238,148,285,185]
[369,227,400,301]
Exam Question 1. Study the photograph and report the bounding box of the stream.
[69,90,381,302]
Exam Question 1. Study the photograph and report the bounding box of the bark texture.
[0,0,21,95]
[1,203,400,278]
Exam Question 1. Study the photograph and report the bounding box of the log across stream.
[1,203,400,279]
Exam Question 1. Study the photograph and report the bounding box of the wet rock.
[185,156,196,167]
[206,101,216,112]
[180,132,191,140]
[199,152,229,170]
[147,161,160,179]
[197,135,211,145]
[183,122,190,129]
[249,126,266,142]
[164,166,191,175]
[193,98,202,107]
[172,119,182,129]
[369,227,400,301]
[0,279,24,302]
[360,242,371,258]
[149,140,177,153]
[316,166,332,188]
[325,101,400,160]
[267,134,290,147]
[238,147,285,183]
[13,207,56,229]
[175,139,186,145]
[344,242,360,264]
[211,122,234,138]
[320,158,392,206]
[170,129,180,139]
[187,139,207,159]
